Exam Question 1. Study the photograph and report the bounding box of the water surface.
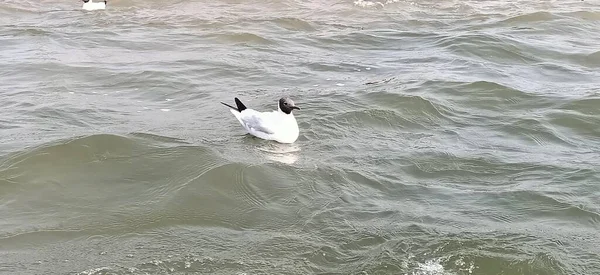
[1,0,599,274]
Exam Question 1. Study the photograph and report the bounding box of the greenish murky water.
[1,0,599,274]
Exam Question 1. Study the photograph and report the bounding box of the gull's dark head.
[279,97,300,114]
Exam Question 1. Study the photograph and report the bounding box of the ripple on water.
[445,80,546,107]
[0,134,225,235]
[434,32,541,65]
[557,96,600,116]
[320,91,456,133]
[495,117,577,147]
[546,114,600,145]
[500,11,559,24]
[562,11,600,21]
[210,32,275,45]
[271,17,316,31]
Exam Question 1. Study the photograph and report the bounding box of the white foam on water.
[76,267,110,275]
[354,0,383,8]
[454,257,475,274]
[160,109,171,112]
[412,258,453,275]
[354,0,401,7]
[150,259,164,266]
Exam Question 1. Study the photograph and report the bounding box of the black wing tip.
[221,97,247,112]
[234,97,247,112]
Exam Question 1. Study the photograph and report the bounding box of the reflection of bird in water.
[256,143,301,165]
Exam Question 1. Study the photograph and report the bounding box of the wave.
[345,91,456,129]
[500,11,558,24]
[584,50,600,66]
[1,27,53,37]
[557,96,600,116]
[442,80,546,112]
[210,32,275,45]
[495,189,600,224]
[0,134,227,230]
[69,222,586,274]
[546,111,600,141]
[561,11,600,21]
[497,117,579,147]
[271,17,316,31]
[432,33,541,64]
[0,134,188,185]
[0,132,312,238]
[1,132,595,274]
[310,31,389,50]
[0,2,39,14]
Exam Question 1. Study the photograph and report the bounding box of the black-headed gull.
[82,0,106,10]
[221,97,301,144]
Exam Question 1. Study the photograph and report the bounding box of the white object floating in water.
[365,67,371,70]
[68,92,75,94]
[336,83,345,86]
[160,109,170,112]
[166,98,173,101]
[82,0,107,11]
[220,97,300,144]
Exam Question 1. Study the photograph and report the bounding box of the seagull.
[82,0,107,10]
[221,97,301,144]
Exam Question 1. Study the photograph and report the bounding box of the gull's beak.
[292,106,300,110]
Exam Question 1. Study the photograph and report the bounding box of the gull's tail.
[220,97,247,112]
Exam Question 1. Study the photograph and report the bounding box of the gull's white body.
[82,0,106,10]
[230,107,299,144]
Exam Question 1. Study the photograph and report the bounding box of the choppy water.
[1,0,599,274]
